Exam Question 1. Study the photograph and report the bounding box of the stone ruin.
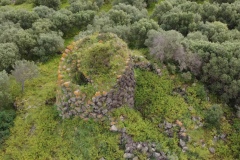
[56,33,135,119]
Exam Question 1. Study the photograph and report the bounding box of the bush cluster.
[0,0,99,71]
[76,3,158,48]
[146,0,240,106]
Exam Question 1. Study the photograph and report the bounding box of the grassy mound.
[58,33,130,99]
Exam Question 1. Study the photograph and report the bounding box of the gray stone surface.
[123,153,134,159]
[110,125,118,132]
[209,147,215,154]
[179,139,186,147]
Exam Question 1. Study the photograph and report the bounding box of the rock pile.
[120,132,167,160]
[131,55,162,76]
[158,120,190,152]
[109,118,167,160]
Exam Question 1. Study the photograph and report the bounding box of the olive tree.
[11,60,39,93]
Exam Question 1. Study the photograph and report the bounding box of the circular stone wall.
[56,33,135,119]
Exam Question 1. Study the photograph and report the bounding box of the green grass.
[1,1,240,159]
[7,3,33,11]
[100,1,113,12]
[1,50,239,160]
[64,27,83,47]
[60,1,70,9]
[0,56,124,159]
[147,0,163,16]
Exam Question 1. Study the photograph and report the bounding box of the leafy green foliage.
[68,0,98,13]
[0,110,15,147]
[113,0,146,9]
[112,106,165,142]
[15,0,27,5]
[134,69,191,124]
[49,9,73,34]
[210,0,235,3]
[4,9,39,29]
[33,5,56,18]
[34,0,61,10]
[129,18,159,48]
[228,119,240,159]
[32,32,64,59]
[0,56,124,159]
[112,3,148,23]
[0,43,20,71]
[0,0,11,6]
[204,105,223,128]
[0,71,12,110]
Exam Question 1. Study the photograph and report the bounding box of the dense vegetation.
[0,0,240,159]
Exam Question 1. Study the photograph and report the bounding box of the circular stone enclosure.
[56,33,135,119]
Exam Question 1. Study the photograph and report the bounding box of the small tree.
[11,60,39,93]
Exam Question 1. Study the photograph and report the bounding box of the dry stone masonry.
[56,33,135,119]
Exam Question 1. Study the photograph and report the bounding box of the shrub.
[0,0,11,6]
[0,71,12,110]
[0,110,16,147]
[0,43,20,71]
[108,9,131,25]
[34,0,61,10]
[160,10,201,36]
[50,9,73,34]
[186,31,208,41]
[68,0,98,13]
[113,0,146,9]
[4,9,39,29]
[200,2,219,22]
[181,72,192,82]
[33,5,56,18]
[72,10,96,28]
[112,3,148,23]
[0,26,36,58]
[204,105,223,128]
[32,18,56,34]
[15,0,27,5]
[129,18,159,48]
[31,31,64,59]
[96,0,104,7]
[210,0,235,3]
[198,21,230,43]
[151,1,173,23]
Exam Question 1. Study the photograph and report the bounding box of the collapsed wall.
[56,33,135,119]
